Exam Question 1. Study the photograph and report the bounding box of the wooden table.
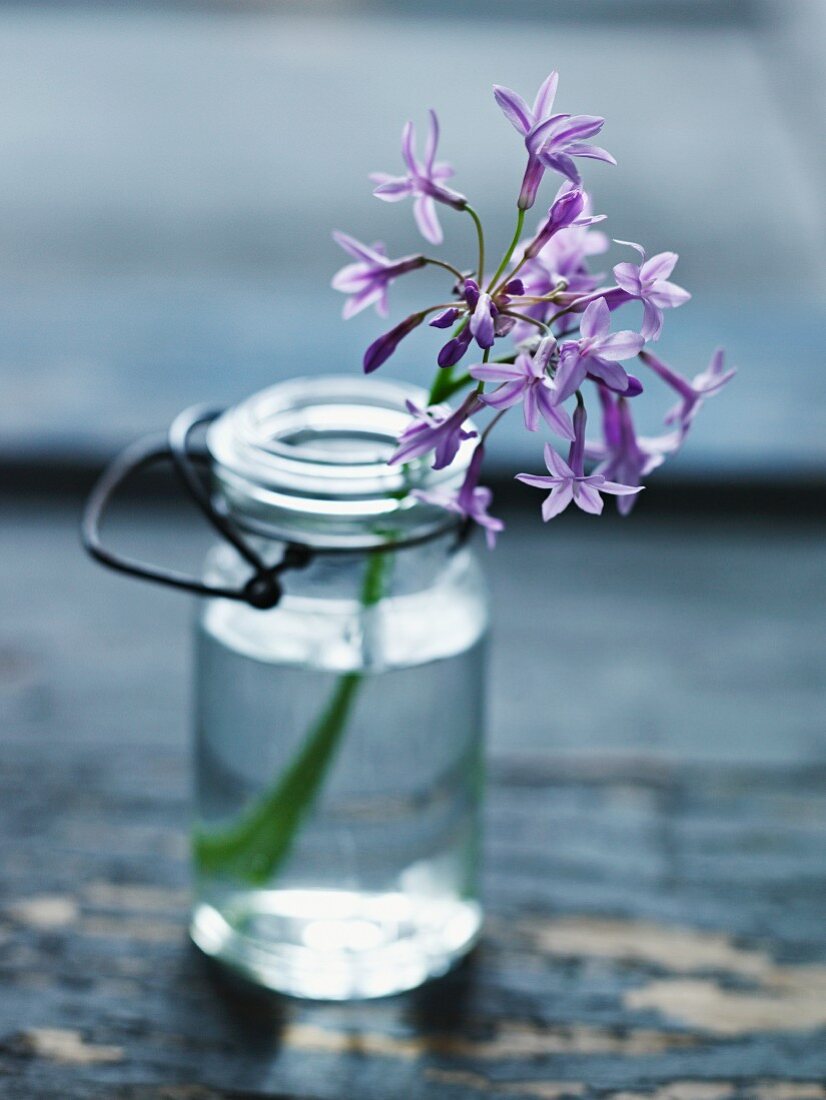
[1,497,825,1099]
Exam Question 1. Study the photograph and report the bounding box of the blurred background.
[2,6,826,1094]
[1,0,824,480]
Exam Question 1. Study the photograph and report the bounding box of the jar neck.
[206,376,477,551]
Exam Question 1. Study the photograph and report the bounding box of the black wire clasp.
[81,405,310,610]
[81,404,470,611]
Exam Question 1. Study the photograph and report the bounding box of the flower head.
[469,337,574,439]
[371,110,467,245]
[494,71,615,209]
[613,240,691,341]
[640,347,735,436]
[332,232,425,319]
[516,405,642,519]
[389,392,481,470]
[414,444,504,549]
[554,297,644,401]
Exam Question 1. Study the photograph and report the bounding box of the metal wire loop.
[81,404,468,610]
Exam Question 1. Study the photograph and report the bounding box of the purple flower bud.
[624,374,644,397]
[363,313,424,374]
[437,324,473,368]
[463,278,480,310]
[429,307,461,329]
[524,188,586,260]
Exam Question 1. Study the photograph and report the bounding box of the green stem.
[465,205,485,285]
[487,208,525,293]
[193,549,393,885]
[423,257,465,284]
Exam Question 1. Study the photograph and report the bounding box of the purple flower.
[332,232,425,319]
[523,184,606,261]
[495,71,615,207]
[362,313,424,374]
[457,278,496,350]
[529,112,616,188]
[613,241,691,341]
[414,444,504,549]
[371,110,467,245]
[469,337,574,439]
[437,324,474,368]
[389,392,481,470]
[640,347,736,435]
[554,297,644,401]
[493,71,560,210]
[589,388,680,515]
[516,405,642,519]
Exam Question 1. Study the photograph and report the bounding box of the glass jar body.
[190,535,488,999]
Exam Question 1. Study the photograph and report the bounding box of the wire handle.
[81,404,470,611]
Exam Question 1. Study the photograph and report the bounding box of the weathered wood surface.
[1,499,825,1099]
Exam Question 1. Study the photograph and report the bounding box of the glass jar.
[189,375,489,1000]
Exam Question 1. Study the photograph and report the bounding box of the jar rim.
[206,375,475,548]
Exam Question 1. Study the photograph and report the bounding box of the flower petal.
[481,379,526,410]
[565,143,617,165]
[536,386,575,440]
[585,356,630,392]
[515,472,558,489]
[332,231,384,263]
[549,115,605,146]
[595,330,645,361]
[580,297,611,339]
[542,481,574,520]
[424,109,440,172]
[599,481,644,496]
[413,195,442,245]
[647,280,691,309]
[470,361,526,383]
[573,481,604,514]
[544,441,574,479]
[641,251,678,282]
[469,292,495,349]
[523,384,540,431]
[493,84,533,134]
[640,300,664,342]
[372,178,414,202]
[401,120,418,175]
[612,262,643,296]
[532,70,559,120]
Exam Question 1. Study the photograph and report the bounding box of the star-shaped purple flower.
[640,348,736,436]
[414,444,504,549]
[495,72,614,209]
[588,388,680,515]
[371,110,467,245]
[554,297,645,401]
[612,240,691,341]
[389,392,481,470]
[516,406,642,519]
[332,232,425,319]
[469,337,574,439]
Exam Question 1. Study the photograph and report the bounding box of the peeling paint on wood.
[6,895,78,930]
[523,916,771,979]
[625,972,826,1035]
[12,1029,124,1065]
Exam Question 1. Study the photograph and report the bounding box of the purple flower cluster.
[331,70,734,544]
